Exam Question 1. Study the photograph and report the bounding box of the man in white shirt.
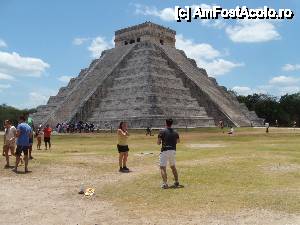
[3,120,17,168]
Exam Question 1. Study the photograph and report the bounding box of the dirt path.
[1,156,299,225]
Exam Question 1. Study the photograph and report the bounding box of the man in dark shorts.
[157,119,180,189]
[14,116,32,173]
[43,124,52,150]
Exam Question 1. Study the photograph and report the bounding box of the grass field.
[0,127,300,224]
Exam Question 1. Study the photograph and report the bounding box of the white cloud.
[134,4,175,21]
[88,36,113,58]
[232,75,300,97]
[58,75,72,83]
[232,86,254,96]
[0,51,50,77]
[133,3,226,27]
[0,84,11,92]
[282,64,300,72]
[278,86,300,95]
[176,34,220,60]
[21,88,57,108]
[0,72,14,80]
[226,20,280,43]
[176,34,243,76]
[205,59,243,76]
[0,39,7,48]
[269,75,300,86]
[28,92,49,107]
[72,37,90,46]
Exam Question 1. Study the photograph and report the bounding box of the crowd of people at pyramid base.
[55,121,96,133]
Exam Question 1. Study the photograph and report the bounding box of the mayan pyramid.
[31,22,263,128]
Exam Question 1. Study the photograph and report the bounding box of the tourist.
[3,120,17,168]
[265,122,269,133]
[43,124,52,150]
[14,116,32,173]
[228,126,234,135]
[27,115,35,159]
[157,119,180,189]
[146,126,153,136]
[219,120,224,133]
[35,125,43,150]
[117,121,130,172]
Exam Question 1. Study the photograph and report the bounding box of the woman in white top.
[3,120,17,168]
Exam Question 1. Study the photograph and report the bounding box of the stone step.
[99,97,200,108]
[112,77,184,90]
[114,73,180,82]
[105,88,191,99]
[87,115,215,129]
[127,55,167,64]
[102,94,196,102]
[107,84,189,92]
[90,107,207,119]
[131,47,158,54]
[130,50,161,59]
[96,103,205,112]
[117,67,176,78]
[119,64,174,73]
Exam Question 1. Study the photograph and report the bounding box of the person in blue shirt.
[14,116,32,173]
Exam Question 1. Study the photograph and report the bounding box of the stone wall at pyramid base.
[87,115,215,129]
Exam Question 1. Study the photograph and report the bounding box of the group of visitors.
[2,116,32,173]
[3,116,179,188]
[55,121,95,133]
[2,115,52,173]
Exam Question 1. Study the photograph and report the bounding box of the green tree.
[0,104,36,130]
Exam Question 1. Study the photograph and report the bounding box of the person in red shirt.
[43,124,52,150]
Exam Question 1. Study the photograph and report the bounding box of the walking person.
[43,124,52,150]
[117,121,130,172]
[265,123,270,133]
[157,119,180,189]
[218,120,224,133]
[228,126,234,135]
[146,125,153,136]
[14,116,32,173]
[35,125,43,150]
[27,115,35,159]
[3,120,17,168]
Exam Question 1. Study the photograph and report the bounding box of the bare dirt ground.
[1,156,299,225]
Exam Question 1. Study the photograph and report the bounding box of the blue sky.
[0,0,299,109]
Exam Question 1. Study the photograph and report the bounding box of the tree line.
[0,104,36,130]
[236,92,300,127]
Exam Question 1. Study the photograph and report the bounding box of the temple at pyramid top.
[114,22,176,47]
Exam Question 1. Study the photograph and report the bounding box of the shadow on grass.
[168,184,185,189]
[4,165,15,169]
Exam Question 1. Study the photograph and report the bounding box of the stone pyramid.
[32,22,263,128]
